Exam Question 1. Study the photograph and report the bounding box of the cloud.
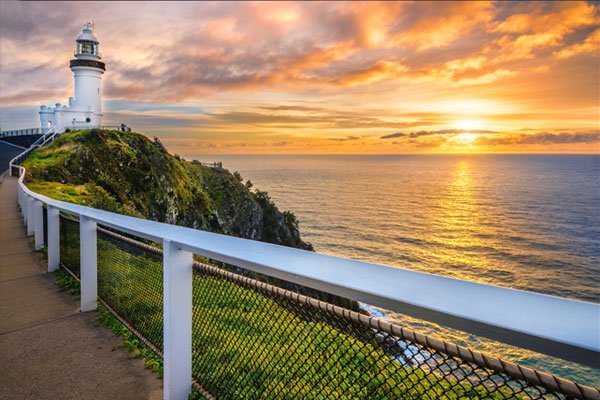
[0,1,598,150]
[382,129,496,139]
[0,89,65,105]
[333,60,408,86]
[3,1,595,103]
[104,101,206,114]
[486,1,598,63]
[554,28,600,59]
[405,138,448,148]
[475,131,600,146]
[205,110,438,130]
[389,2,495,51]
[380,132,405,139]
[328,135,360,141]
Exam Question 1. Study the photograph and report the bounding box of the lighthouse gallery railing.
[9,137,600,400]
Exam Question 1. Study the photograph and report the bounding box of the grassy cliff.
[23,129,312,250]
[25,128,365,311]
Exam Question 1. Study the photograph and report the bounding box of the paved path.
[0,140,26,174]
[0,175,163,399]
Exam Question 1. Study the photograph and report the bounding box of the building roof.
[77,27,98,43]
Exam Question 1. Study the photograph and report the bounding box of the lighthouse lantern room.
[39,22,106,133]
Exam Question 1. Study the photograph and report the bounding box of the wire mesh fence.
[97,229,164,352]
[57,215,598,400]
[60,216,80,276]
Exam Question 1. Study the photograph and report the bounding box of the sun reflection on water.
[429,159,494,282]
[210,153,600,387]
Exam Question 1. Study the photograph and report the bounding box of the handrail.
[9,144,600,358]
[0,127,42,138]
[8,139,600,397]
[31,127,57,148]
[200,162,222,168]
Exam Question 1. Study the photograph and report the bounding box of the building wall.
[39,107,100,133]
[73,68,102,113]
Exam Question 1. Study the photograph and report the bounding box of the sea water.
[190,153,600,386]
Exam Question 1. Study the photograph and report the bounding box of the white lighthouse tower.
[39,23,106,133]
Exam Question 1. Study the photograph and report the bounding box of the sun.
[455,132,477,143]
[453,119,484,131]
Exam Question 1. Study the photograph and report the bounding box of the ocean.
[192,153,600,386]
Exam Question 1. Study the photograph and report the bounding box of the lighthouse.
[39,23,106,133]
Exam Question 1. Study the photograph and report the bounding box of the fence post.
[163,239,192,400]
[47,206,60,271]
[34,201,44,250]
[26,197,35,236]
[17,186,22,213]
[22,192,27,223]
[80,215,97,312]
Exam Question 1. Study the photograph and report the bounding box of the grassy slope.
[57,232,520,400]
[23,129,311,250]
[39,130,523,398]
[29,129,360,311]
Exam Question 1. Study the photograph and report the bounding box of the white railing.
[8,144,600,400]
[0,127,42,138]
[30,127,58,148]
[200,161,222,168]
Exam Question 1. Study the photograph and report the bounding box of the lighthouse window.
[86,117,91,123]
[79,41,95,54]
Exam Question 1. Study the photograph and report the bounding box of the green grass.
[53,269,164,376]
[26,181,92,204]
[22,129,313,252]
[58,234,523,400]
[23,145,76,170]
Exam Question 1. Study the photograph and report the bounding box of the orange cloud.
[554,28,600,59]
[488,1,598,62]
[390,1,495,51]
[494,2,597,35]
[1,1,598,154]
[335,60,407,86]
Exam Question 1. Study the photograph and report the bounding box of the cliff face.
[23,129,312,251]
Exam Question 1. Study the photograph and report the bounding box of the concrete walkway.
[0,175,163,399]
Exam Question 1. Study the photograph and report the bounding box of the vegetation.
[43,129,524,398]
[30,128,361,310]
[23,129,312,250]
[57,233,522,400]
[53,269,164,377]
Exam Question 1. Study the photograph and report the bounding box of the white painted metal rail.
[8,143,600,400]
[0,127,42,138]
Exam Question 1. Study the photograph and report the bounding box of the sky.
[0,1,598,154]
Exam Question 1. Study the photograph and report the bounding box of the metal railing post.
[80,215,97,312]
[47,206,60,271]
[26,197,35,236]
[22,192,27,223]
[34,201,44,250]
[17,186,22,213]
[163,239,192,400]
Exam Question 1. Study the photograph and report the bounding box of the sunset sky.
[0,1,598,154]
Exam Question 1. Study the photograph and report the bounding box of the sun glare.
[453,119,484,131]
[455,132,477,143]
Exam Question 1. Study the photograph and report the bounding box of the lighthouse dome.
[75,23,101,59]
[77,28,98,43]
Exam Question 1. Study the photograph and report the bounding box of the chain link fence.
[58,215,599,400]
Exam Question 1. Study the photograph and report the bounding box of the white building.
[39,23,105,133]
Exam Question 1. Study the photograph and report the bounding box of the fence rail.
[0,127,42,138]
[56,217,598,400]
[9,139,600,400]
